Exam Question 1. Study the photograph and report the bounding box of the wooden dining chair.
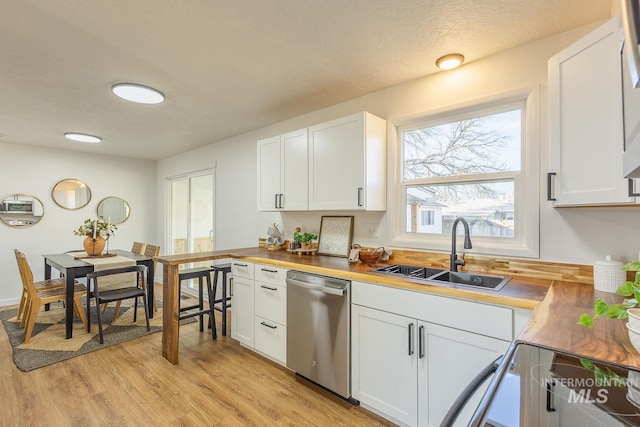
[131,241,145,254]
[86,265,150,344]
[14,249,88,343]
[14,250,66,323]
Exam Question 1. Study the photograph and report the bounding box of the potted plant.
[73,218,117,256]
[579,261,640,328]
[293,227,317,250]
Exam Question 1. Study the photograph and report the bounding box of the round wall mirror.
[51,178,91,210]
[0,194,44,228]
[97,196,130,225]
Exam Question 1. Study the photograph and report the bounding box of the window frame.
[391,87,540,258]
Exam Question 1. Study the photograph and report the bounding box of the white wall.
[158,20,640,267]
[0,142,156,306]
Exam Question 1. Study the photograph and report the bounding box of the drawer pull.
[260,285,278,291]
[260,321,277,330]
[234,263,248,268]
[261,268,278,273]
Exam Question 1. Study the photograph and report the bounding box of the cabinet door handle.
[279,193,284,208]
[260,321,277,329]
[234,263,248,268]
[418,325,425,359]
[629,179,640,197]
[547,173,556,201]
[546,380,556,412]
[408,322,414,356]
[274,194,279,209]
[357,187,363,207]
[260,285,278,291]
[261,268,278,273]
[230,277,234,297]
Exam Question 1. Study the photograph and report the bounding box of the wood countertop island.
[519,280,640,369]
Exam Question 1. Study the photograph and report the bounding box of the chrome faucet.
[450,217,472,272]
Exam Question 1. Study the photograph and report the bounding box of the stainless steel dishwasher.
[286,270,351,399]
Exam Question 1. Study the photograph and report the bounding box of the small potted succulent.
[293,227,317,250]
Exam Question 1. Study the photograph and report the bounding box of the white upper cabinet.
[257,128,308,211]
[308,112,387,210]
[548,17,635,206]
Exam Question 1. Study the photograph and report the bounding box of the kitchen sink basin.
[429,271,510,291]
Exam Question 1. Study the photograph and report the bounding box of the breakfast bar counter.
[156,247,550,364]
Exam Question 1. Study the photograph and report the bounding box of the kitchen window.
[395,88,540,257]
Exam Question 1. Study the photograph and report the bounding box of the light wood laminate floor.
[0,285,394,426]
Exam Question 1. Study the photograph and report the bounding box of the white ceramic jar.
[593,255,626,293]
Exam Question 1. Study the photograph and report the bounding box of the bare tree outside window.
[402,108,522,237]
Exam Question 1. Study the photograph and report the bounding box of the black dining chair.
[86,265,150,344]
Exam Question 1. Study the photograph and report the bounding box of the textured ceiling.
[0,0,611,160]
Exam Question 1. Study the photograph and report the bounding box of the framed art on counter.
[317,216,354,257]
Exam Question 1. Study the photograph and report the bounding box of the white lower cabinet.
[231,275,255,347]
[418,323,510,427]
[230,263,288,365]
[352,305,418,425]
[253,264,288,364]
[254,315,287,363]
[351,281,516,427]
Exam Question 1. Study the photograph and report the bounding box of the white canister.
[593,255,626,293]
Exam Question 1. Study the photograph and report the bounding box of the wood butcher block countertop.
[156,247,549,310]
[157,247,640,369]
[519,281,640,370]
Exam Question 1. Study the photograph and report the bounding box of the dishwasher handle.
[286,277,347,296]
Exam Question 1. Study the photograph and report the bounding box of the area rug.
[0,302,165,372]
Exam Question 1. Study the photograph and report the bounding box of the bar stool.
[210,263,232,336]
[178,266,217,339]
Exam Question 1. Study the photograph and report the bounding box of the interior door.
[168,171,215,289]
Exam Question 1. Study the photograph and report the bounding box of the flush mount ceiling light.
[111,83,165,104]
[436,53,465,70]
[64,132,102,143]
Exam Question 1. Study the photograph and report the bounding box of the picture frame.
[318,216,354,258]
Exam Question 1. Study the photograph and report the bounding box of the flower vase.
[83,236,106,256]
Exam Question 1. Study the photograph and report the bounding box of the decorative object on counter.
[286,227,318,255]
[348,244,361,263]
[349,244,392,264]
[593,255,626,293]
[358,247,384,267]
[293,227,317,250]
[266,223,285,250]
[317,216,353,258]
[73,218,117,257]
[0,193,44,228]
[51,178,91,210]
[579,261,640,332]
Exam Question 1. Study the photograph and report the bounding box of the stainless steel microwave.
[0,200,33,214]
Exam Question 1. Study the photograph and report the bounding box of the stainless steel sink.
[429,271,510,291]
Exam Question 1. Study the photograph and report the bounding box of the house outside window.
[395,88,540,257]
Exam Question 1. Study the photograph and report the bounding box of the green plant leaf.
[578,314,594,328]
[607,304,628,319]
[594,366,607,385]
[623,261,640,271]
[580,358,594,369]
[594,299,609,317]
[617,281,637,297]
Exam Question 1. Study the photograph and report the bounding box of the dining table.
[43,249,155,339]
